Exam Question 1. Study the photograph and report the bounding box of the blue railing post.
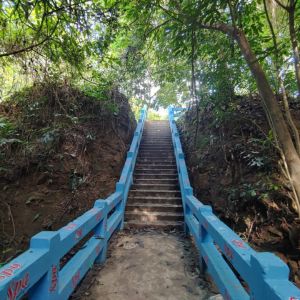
[197,205,213,273]
[249,252,296,299]
[116,182,126,230]
[93,200,108,264]
[29,232,61,299]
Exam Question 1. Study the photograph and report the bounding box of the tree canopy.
[1,0,299,106]
[1,0,300,212]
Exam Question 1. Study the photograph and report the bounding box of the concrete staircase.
[125,120,184,229]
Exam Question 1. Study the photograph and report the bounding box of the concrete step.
[138,152,175,156]
[134,168,177,174]
[131,183,178,190]
[136,162,176,167]
[125,220,183,230]
[134,178,178,185]
[139,147,174,156]
[129,189,181,197]
[126,203,182,213]
[140,148,173,151]
[142,133,171,136]
[125,211,184,222]
[144,126,170,128]
[139,144,173,147]
[141,139,172,143]
[139,154,175,159]
[143,132,170,134]
[136,161,176,166]
[134,173,178,179]
[127,196,182,204]
[144,127,170,129]
[143,131,171,133]
[141,137,172,139]
[136,163,177,170]
[138,150,174,155]
[140,146,174,150]
[141,142,172,146]
[140,143,173,149]
[137,158,176,164]
[127,196,182,205]
[142,138,171,140]
[135,164,176,170]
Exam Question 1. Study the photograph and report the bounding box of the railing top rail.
[168,106,300,300]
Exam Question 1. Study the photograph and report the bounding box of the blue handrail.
[168,106,300,300]
[0,106,147,300]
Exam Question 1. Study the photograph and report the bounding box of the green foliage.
[227,178,281,205]
[147,109,167,120]
[82,84,110,102]
[0,116,22,145]
[0,117,15,137]
[0,0,299,116]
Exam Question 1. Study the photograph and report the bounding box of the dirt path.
[73,231,214,300]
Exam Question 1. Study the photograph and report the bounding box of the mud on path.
[72,231,213,300]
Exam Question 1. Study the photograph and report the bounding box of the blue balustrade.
[0,106,147,300]
[168,106,300,300]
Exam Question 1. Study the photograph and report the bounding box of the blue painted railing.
[168,107,300,300]
[0,107,147,300]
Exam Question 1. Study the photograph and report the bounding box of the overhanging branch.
[0,20,59,58]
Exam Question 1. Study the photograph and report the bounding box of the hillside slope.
[0,82,136,264]
[178,95,300,287]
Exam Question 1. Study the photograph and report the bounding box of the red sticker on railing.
[96,212,102,221]
[75,229,82,239]
[96,245,101,255]
[72,271,80,288]
[7,272,29,300]
[224,244,233,260]
[231,239,247,249]
[49,265,58,292]
[65,223,77,230]
[0,263,22,281]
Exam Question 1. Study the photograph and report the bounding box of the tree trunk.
[288,2,300,99]
[191,29,200,146]
[234,29,300,213]
[263,0,300,155]
[197,21,300,213]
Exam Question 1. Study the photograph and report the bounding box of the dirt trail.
[73,231,213,300]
